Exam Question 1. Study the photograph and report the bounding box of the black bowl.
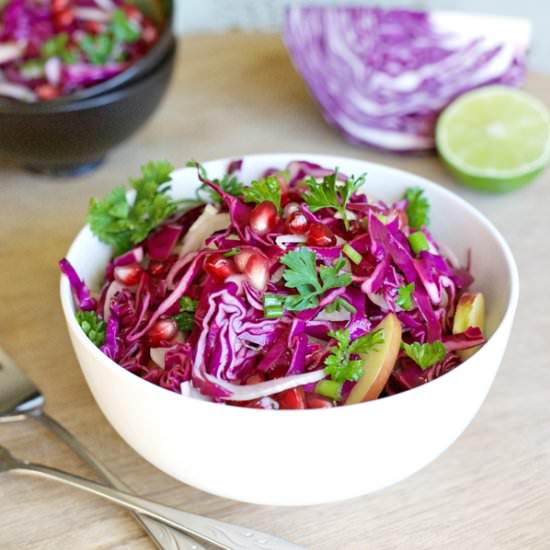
[0,39,177,176]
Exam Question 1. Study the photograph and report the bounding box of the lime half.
[436,86,550,192]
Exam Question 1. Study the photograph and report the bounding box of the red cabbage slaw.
[61,159,486,409]
[0,0,160,102]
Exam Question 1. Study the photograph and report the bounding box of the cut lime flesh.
[436,86,550,192]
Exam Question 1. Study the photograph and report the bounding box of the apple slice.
[452,292,485,359]
[346,313,402,405]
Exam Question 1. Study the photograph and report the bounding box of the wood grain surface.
[0,33,549,550]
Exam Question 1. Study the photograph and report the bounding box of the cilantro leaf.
[41,33,69,58]
[404,187,429,229]
[110,9,141,44]
[324,328,384,383]
[242,175,281,210]
[76,310,105,347]
[402,340,446,370]
[197,173,244,205]
[190,161,245,205]
[87,161,177,255]
[396,283,415,311]
[41,33,78,64]
[173,296,198,333]
[79,33,113,65]
[304,171,365,230]
[281,248,321,292]
[280,249,352,312]
[349,329,385,355]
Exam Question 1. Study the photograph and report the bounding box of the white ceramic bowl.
[60,153,519,506]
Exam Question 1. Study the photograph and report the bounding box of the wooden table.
[1,33,549,550]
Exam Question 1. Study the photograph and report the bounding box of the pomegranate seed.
[121,4,142,21]
[147,319,177,346]
[54,7,74,28]
[283,201,300,217]
[51,0,70,12]
[244,253,269,291]
[245,373,265,385]
[276,388,305,410]
[286,210,310,234]
[114,263,143,286]
[148,260,166,277]
[142,21,158,44]
[204,252,237,282]
[148,254,177,278]
[286,191,303,204]
[36,84,61,100]
[307,223,336,247]
[306,394,334,409]
[84,20,104,34]
[249,201,278,236]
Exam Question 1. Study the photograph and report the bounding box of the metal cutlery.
[0,444,303,550]
[0,346,204,549]
[0,347,303,550]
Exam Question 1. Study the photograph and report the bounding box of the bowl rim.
[0,37,177,115]
[60,152,520,416]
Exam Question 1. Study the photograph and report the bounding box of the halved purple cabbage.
[284,7,530,151]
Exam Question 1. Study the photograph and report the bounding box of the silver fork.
[0,444,303,550]
[0,347,304,550]
[0,346,204,550]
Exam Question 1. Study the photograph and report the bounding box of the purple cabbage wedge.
[284,7,530,151]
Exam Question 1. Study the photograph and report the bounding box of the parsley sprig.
[87,161,177,255]
[189,160,245,205]
[402,341,446,370]
[79,8,140,66]
[404,187,429,230]
[173,297,198,333]
[324,328,385,382]
[41,33,77,64]
[304,171,365,230]
[280,248,352,311]
[242,175,282,210]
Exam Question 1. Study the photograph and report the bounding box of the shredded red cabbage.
[62,158,487,409]
[0,0,161,102]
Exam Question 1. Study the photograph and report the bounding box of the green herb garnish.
[173,296,198,333]
[242,175,282,210]
[280,248,351,312]
[41,33,77,64]
[402,340,446,370]
[87,161,177,255]
[324,328,384,383]
[76,310,105,347]
[396,283,415,311]
[404,187,429,229]
[79,33,113,65]
[324,297,357,314]
[304,171,365,230]
[110,8,141,44]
